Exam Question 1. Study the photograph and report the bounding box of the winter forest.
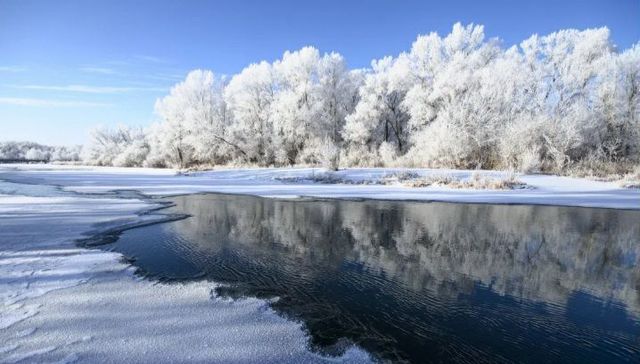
[78,24,639,174]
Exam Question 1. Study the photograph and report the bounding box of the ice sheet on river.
[0,180,371,363]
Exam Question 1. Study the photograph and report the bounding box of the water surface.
[104,194,640,363]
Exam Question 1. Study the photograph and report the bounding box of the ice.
[2,164,637,209]
[1,162,637,362]
[0,168,371,363]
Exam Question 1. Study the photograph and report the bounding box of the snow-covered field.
[0,164,638,363]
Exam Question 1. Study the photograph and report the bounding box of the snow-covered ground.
[0,163,638,362]
[1,164,638,209]
[0,171,371,363]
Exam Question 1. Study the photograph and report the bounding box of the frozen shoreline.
[0,163,637,362]
[0,175,371,363]
[1,164,638,209]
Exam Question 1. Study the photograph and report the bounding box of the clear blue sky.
[1,0,638,145]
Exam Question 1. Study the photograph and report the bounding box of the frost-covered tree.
[83,125,148,167]
[342,55,411,165]
[300,53,362,166]
[225,61,275,165]
[593,44,640,163]
[270,47,322,165]
[404,23,503,168]
[268,47,360,165]
[150,70,240,168]
[315,53,362,144]
[50,145,81,162]
[499,27,617,171]
[25,147,49,161]
[0,142,80,162]
[75,23,639,175]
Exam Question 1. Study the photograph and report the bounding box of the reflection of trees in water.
[171,194,640,315]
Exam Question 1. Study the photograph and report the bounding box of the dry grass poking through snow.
[565,161,640,189]
[620,167,640,189]
[276,170,530,190]
[275,172,349,184]
[401,172,530,190]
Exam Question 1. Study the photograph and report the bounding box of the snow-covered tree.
[225,61,275,165]
[270,47,322,165]
[343,55,411,164]
[501,27,616,171]
[150,70,240,168]
[0,142,80,162]
[404,23,503,168]
[83,125,148,166]
[315,53,361,144]
[594,44,640,163]
[50,145,81,162]
[25,147,49,161]
[299,53,362,166]
[74,23,639,175]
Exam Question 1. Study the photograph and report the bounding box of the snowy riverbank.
[0,173,371,363]
[0,164,638,362]
[1,164,638,209]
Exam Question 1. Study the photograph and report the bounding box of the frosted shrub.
[409,121,471,168]
[82,125,150,167]
[498,115,589,173]
[112,140,150,167]
[50,146,81,162]
[340,145,380,167]
[620,166,640,189]
[498,118,546,172]
[379,170,420,185]
[297,139,341,170]
[403,174,455,187]
[465,172,527,190]
[401,172,528,189]
[517,149,542,174]
[25,148,49,161]
[319,141,341,171]
[276,171,346,184]
[378,142,399,167]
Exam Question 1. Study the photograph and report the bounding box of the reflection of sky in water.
[110,194,640,363]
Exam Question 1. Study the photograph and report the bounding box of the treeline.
[83,24,640,174]
[0,141,81,162]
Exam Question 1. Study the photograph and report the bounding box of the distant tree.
[83,125,147,166]
[25,147,49,161]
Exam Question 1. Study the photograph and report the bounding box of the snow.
[0,175,371,363]
[0,163,637,362]
[1,164,638,209]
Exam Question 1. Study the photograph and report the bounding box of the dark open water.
[102,194,640,363]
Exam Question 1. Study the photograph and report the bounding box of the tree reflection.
[170,194,640,316]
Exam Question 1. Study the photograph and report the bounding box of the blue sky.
[1,0,638,145]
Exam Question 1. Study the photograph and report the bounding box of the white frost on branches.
[79,24,639,174]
